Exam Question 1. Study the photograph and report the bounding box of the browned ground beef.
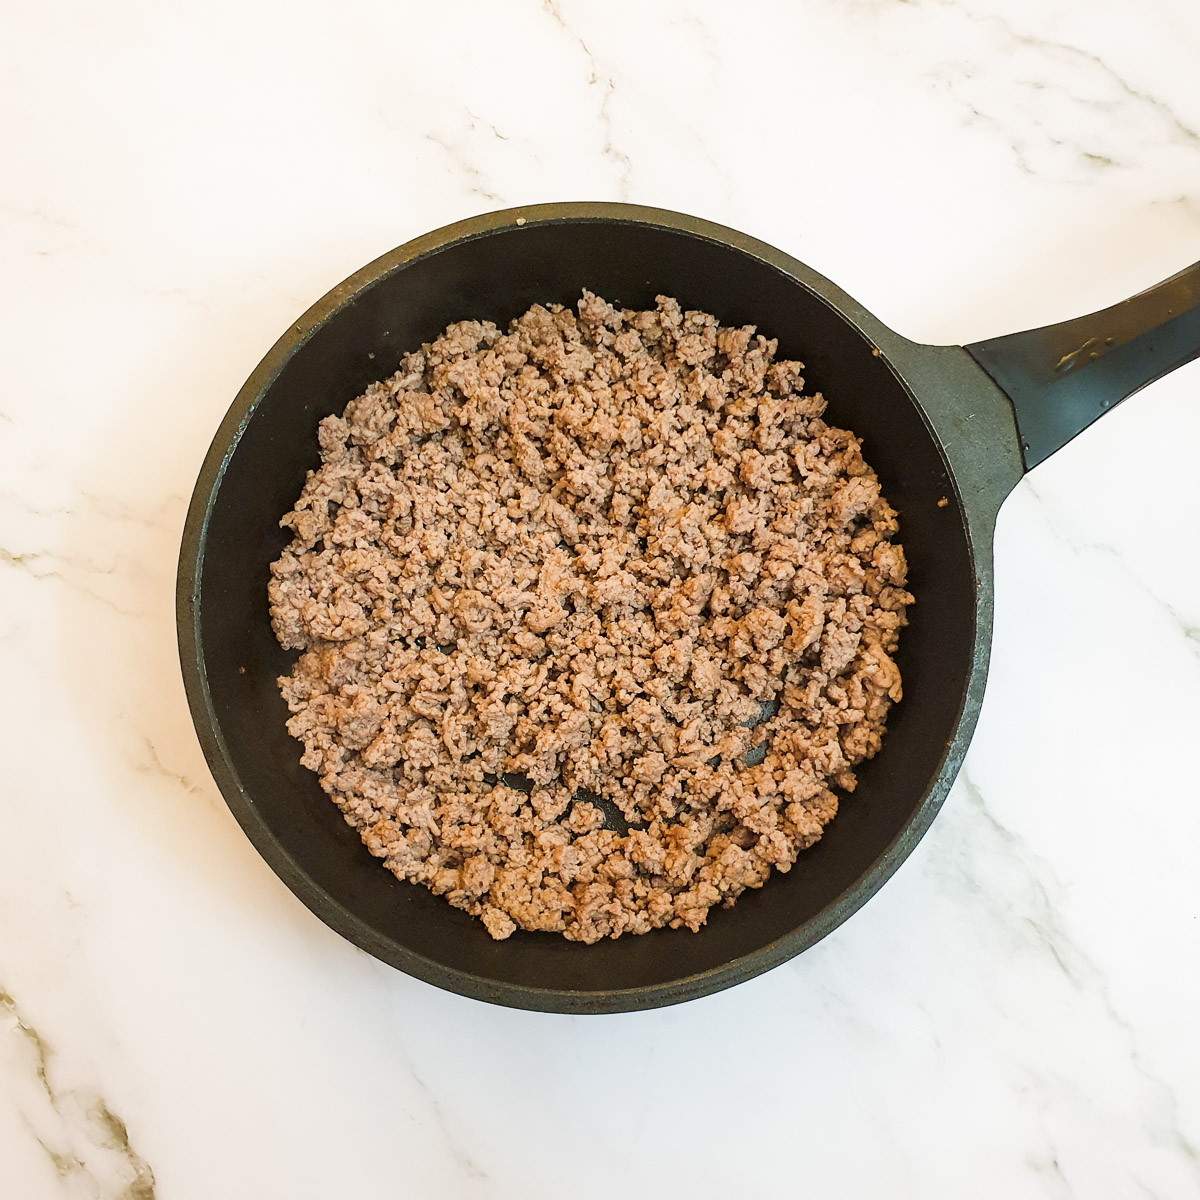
[269,293,912,943]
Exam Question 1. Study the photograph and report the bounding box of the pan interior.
[195,219,976,997]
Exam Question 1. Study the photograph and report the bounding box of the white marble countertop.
[3,0,1200,1195]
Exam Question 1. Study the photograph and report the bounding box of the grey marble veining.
[1,0,1198,1196]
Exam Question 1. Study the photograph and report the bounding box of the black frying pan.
[177,203,1199,1013]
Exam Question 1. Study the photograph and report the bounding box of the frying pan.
[177,203,1199,1013]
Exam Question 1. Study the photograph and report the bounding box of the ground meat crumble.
[268,293,913,943]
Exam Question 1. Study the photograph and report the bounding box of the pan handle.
[965,260,1200,470]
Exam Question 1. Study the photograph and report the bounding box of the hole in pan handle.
[965,259,1200,470]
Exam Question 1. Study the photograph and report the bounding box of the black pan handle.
[965,260,1200,470]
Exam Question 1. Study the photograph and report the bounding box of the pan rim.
[176,202,984,1013]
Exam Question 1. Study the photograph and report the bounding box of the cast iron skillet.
[177,203,1199,1013]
